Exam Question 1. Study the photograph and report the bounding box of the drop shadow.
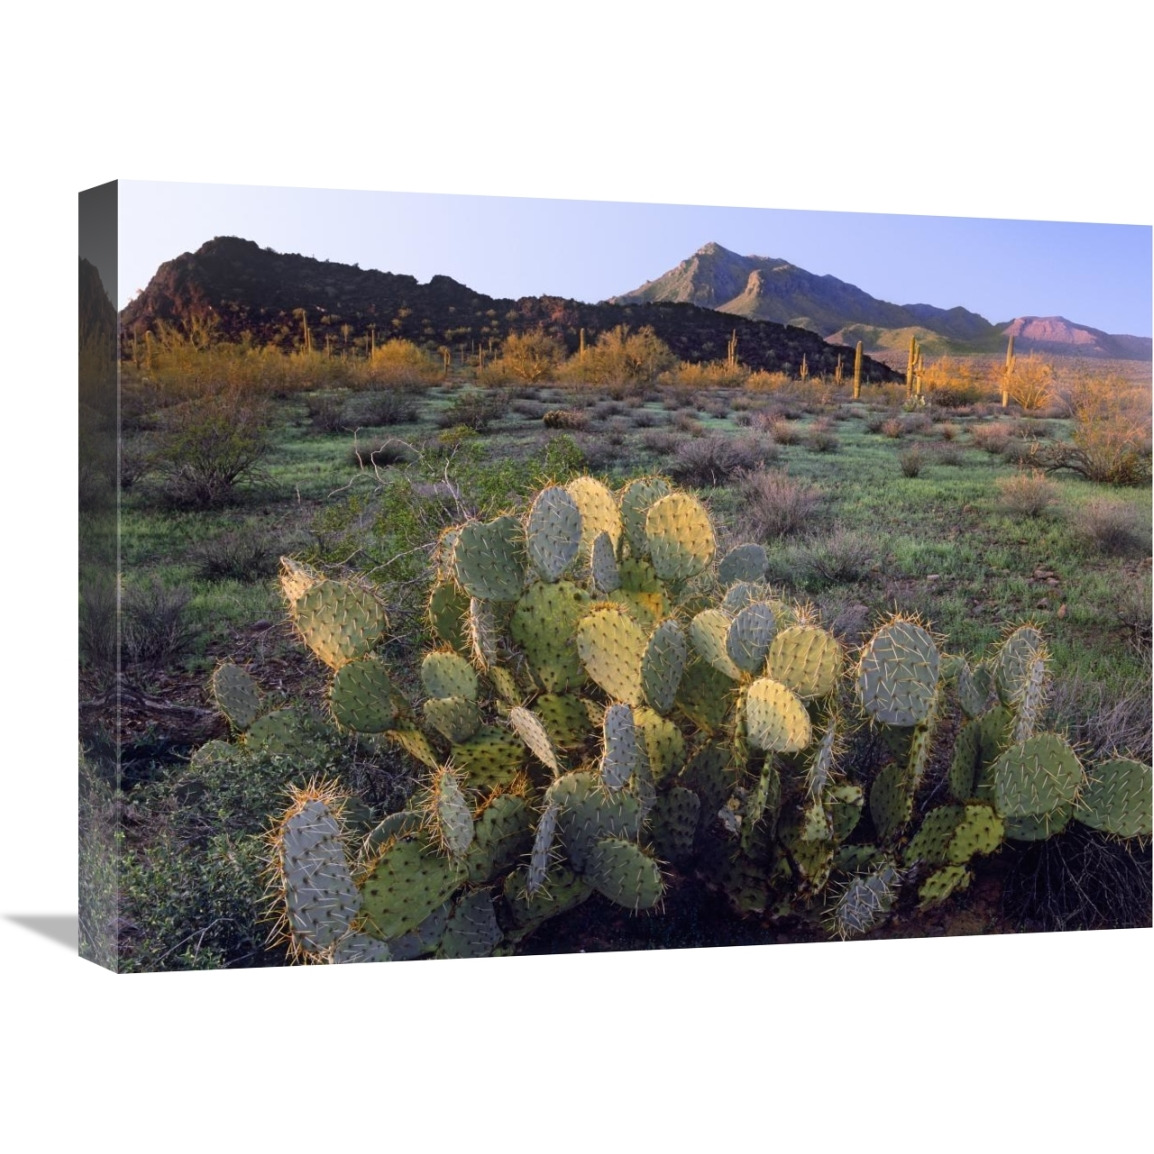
[6,914,78,951]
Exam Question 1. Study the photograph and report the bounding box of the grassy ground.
[86,370,1152,969]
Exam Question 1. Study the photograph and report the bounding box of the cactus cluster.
[197,476,1151,964]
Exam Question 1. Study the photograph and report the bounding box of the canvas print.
[79,180,1152,972]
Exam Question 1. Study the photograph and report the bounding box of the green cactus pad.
[634,707,686,783]
[601,704,639,791]
[827,783,864,842]
[277,797,361,958]
[726,601,777,675]
[948,719,982,801]
[451,727,526,791]
[993,625,1046,707]
[211,662,262,730]
[423,696,483,744]
[330,656,398,733]
[641,618,688,715]
[806,712,842,798]
[576,604,647,705]
[718,543,769,586]
[741,760,783,855]
[834,844,884,874]
[650,786,701,861]
[428,580,471,652]
[280,556,323,610]
[527,800,560,896]
[462,795,533,884]
[690,609,743,681]
[526,485,583,582]
[546,770,643,873]
[743,677,812,753]
[360,838,467,942]
[1010,652,1049,745]
[329,934,392,964]
[973,706,1015,802]
[385,902,450,961]
[427,767,475,859]
[956,660,993,718]
[567,475,623,556]
[386,727,440,771]
[510,580,591,693]
[294,580,387,670]
[487,665,520,704]
[591,531,621,594]
[903,804,1001,868]
[509,705,561,775]
[917,864,971,909]
[245,708,332,766]
[584,837,665,910]
[1002,806,1073,841]
[991,733,1083,819]
[452,515,527,602]
[188,739,238,772]
[720,580,775,614]
[421,650,479,702]
[869,763,913,844]
[645,491,716,582]
[619,476,672,557]
[610,558,672,628]
[360,810,424,862]
[856,618,940,727]
[765,625,843,700]
[439,890,503,959]
[532,694,590,749]
[1075,758,1152,839]
[504,864,592,928]
[826,861,900,939]
[675,657,736,733]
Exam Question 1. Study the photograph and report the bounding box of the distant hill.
[612,242,1151,361]
[118,237,900,382]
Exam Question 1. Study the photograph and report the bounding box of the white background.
[3,4,1150,1148]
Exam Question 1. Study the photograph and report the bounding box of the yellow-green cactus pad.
[510,580,591,693]
[421,650,479,702]
[451,515,527,602]
[991,733,1083,819]
[330,655,397,733]
[690,609,743,681]
[645,491,716,582]
[576,604,647,705]
[1075,757,1151,839]
[509,705,561,775]
[619,476,672,557]
[567,475,622,556]
[766,625,843,700]
[294,580,387,670]
[743,677,812,753]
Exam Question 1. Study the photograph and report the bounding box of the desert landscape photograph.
[79,182,1152,972]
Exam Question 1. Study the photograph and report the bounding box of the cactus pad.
[826,861,900,939]
[330,655,398,733]
[280,556,323,609]
[584,837,665,911]
[645,492,716,582]
[439,890,503,959]
[641,618,688,715]
[509,705,561,775]
[526,486,583,582]
[991,733,1083,819]
[510,580,591,693]
[619,476,672,557]
[634,707,686,783]
[590,531,621,594]
[294,580,387,670]
[766,626,843,700]
[428,580,471,652]
[360,838,467,942]
[547,770,643,872]
[423,696,483,744]
[675,657,735,733]
[857,618,940,727]
[993,625,1046,707]
[869,763,913,844]
[1075,758,1152,840]
[917,864,971,909]
[743,677,812,753]
[576,604,647,705]
[451,727,526,790]
[601,704,639,791]
[718,543,768,585]
[726,601,777,675]
[690,609,743,681]
[452,515,527,602]
[211,662,262,731]
[567,476,622,556]
[650,786,701,861]
[421,650,479,702]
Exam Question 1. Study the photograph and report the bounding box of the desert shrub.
[932,442,965,466]
[629,408,663,428]
[921,356,988,407]
[193,527,280,582]
[805,427,839,453]
[346,438,418,470]
[306,393,348,434]
[669,433,777,487]
[902,413,932,435]
[1003,353,1057,411]
[864,413,891,435]
[934,422,960,441]
[880,418,904,439]
[542,409,588,430]
[767,418,801,445]
[1115,571,1152,649]
[744,370,793,393]
[121,580,200,669]
[739,468,822,539]
[898,446,925,477]
[768,525,878,591]
[495,330,566,383]
[970,423,1011,454]
[346,389,421,427]
[641,429,683,456]
[1040,372,1153,486]
[574,324,677,387]
[510,398,547,419]
[1070,498,1151,557]
[661,360,748,390]
[436,389,507,432]
[153,388,271,508]
[996,469,1059,518]
[351,339,441,388]
[674,412,703,436]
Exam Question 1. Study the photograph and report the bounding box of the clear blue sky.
[117,180,1152,337]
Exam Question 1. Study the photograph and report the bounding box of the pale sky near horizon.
[115,180,1152,337]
